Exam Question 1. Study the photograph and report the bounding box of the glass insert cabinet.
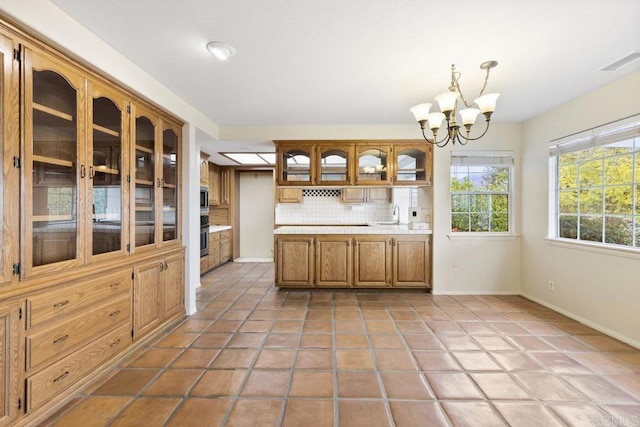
[275,141,431,186]
[22,46,181,278]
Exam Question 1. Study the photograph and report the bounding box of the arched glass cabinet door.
[23,48,85,276]
[394,145,432,185]
[317,146,353,185]
[278,147,314,185]
[132,106,158,249]
[88,82,129,260]
[356,146,392,185]
[161,122,180,244]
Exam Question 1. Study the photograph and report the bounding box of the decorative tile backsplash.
[276,191,392,225]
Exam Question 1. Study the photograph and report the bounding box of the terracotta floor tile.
[471,373,532,400]
[375,350,417,371]
[607,352,640,371]
[170,348,219,369]
[220,310,252,320]
[335,310,361,320]
[438,335,482,351]
[513,373,587,401]
[416,309,450,321]
[209,349,257,369]
[205,320,242,332]
[165,398,230,427]
[508,335,556,351]
[380,372,432,400]
[51,396,131,427]
[338,400,391,427]
[110,397,181,427]
[296,349,333,370]
[272,320,304,333]
[601,405,640,426]
[249,309,279,320]
[253,349,296,369]
[551,321,601,335]
[543,335,594,352]
[458,321,496,335]
[335,334,369,348]
[240,369,290,397]
[289,371,333,398]
[173,319,214,333]
[548,403,610,427]
[425,372,484,399]
[153,333,199,348]
[413,351,461,371]
[278,309,307,320]
[365,320,398,334]
[370,334,406,350]
[518,321,565,336]
[305,310,333,320]
[191,332,233,348]
[389,401,449,427]
[336,349,375,370]
[395,321,430,334]
[299,334,333,349]
[441,401,507,427]
[474,311,508,321]
[472,335,517,351]
[92,369,160,396]
[575,335,637,352]
[190,369,248,396]
[143,369,203,396]
[451,351,502,371]
[568,352,636,375]
[491,351,545,372]
[338,371,382,398]
[404,335,444,350]
[263,333,299,348]
[335,320,365,333]
[489,322,531,335]
[426,321,465,334]
[605,375,640,399]
[226,399,283,427]
[532,352,592,374]
[494,402,565,427]
[282,399,334,427]
[124,348,182,368]
[226,332,266,348]
[238,320,273,332]
[562,375,638,404]
[361,310,391,320]
[303,320,333,333]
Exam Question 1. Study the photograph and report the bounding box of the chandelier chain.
[454,66,493,108]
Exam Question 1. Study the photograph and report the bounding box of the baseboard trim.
[521,292,640,350]
[432,290,521,296]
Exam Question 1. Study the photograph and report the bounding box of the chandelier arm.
[457,119,492,142]
[420,127,438,145]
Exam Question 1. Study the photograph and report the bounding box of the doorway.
[238,171,275,261]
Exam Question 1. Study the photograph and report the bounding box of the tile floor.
[44,262,640,426]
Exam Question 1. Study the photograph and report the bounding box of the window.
[450,152,513,233]
[550,118,640,248]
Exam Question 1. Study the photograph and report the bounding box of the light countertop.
[274,224,431,235]
[209,225,232,233]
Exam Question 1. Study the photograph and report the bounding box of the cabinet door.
[341,188,367,204]
[277,188,303,204]
[87,81,129,262]
[276,236,314,287]
[394,145,432,185]
[131,105,159,250]
[392,236,430,288]
[0,34,19,286]
[367,188,392,203]
[316,146,353,185]
[161,121,181,244]
[353,237,391,287]
[219,167,231,206]
[23,48,86,277]
[133,261,162,339]
[316,237,352,287]
[355,146,392,185]
[277,146,314,186]
[0,301,23,427]
[209,163,220,205]
[199,153,209,186]
[220,235,232,263]
[163,252,184,319]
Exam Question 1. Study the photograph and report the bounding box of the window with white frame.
[549,117,640,248]
[450,152,513,233]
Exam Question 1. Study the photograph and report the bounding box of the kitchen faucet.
[392,204,400,224]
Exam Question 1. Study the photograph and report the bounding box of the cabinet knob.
[109,310,120,318]
[53,300,69,308]
[160,262,164,271]
[53,334,69,344]
[53,371,70,383]
[110,338,121,348]
[89,166,95,179]
[80,165,86,178]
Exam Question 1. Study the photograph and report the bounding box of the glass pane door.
[318,147,350,184]
[91,95,124,256]
[162,128,178,242]
[134,115,156,247]
[396,147,427,183]
[280,148,312,184]
[30,68,79,267]
[357,147,390,184]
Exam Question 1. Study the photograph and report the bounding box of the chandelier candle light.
[410,61,500,147]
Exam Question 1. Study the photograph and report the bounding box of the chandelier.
[410,61,500,147]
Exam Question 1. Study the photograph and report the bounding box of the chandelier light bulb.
[474,93,500,114]
[409,103,432,122]
[459,108,480,126]
[427,112,446,131]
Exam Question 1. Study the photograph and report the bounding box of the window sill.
[447,233,520,241]
[545,238,640,260]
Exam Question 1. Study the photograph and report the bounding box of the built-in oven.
[200,213,209,257]
[200,186,209,212]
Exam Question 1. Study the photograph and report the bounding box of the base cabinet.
[276,234,430,289]
[201,229,232,276]
[0,301,23,427]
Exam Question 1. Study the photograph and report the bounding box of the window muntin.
[450,153,513,233]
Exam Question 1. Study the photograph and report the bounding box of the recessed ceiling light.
[206,41,236,61]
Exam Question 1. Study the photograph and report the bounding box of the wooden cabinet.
[316,237,352,287]
[209,163,220,205]
[277,188,303,203]
[341,188,391,204]
[277,146,314,186]
[199,152,209,186]
[392,236,431,287]
[220,230,232,263]
[0,300,23,427]
[316,145,353,185]
[356,145,392,185]
[393,145,432,185]
[276,236,315,287]
[133,249,184,340]
[201,229,232,276]
[353,236,392,287]
[276,233,430,289]
[219,167,231,206]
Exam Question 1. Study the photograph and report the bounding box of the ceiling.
[51,0,640,163]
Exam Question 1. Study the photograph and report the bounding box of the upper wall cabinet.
[316,145,353,186]
[161,120,181,244]
[277,146,314,186]
[355,145,392,185]
[0,34,19,287]
[393,145,432,186]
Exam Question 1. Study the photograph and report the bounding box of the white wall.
[239,172,275,259]
[521,71,640,346]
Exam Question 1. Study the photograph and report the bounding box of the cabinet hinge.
[17,398,21,410]
[126,243,131,253]
[18,307,22,320]
[126,105,131,113]
[131,271,135,280]
[131,329,134,338]
[127,174,131,183]
[13,48,20,63]
[13,156,20,168]
[12,263,20,275]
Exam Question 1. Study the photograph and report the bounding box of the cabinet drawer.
[26,270,131,329]
[210,231,221,241]
[26,323,131,411]
[220,230,231,241]
[27,295,131,371]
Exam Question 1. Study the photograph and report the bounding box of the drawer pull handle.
[53,371,70,383]
[110,282,120,289]
[53,335,69,344]
[53,300,70,308]
[109,310,120,317]
[110,338,121,347]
